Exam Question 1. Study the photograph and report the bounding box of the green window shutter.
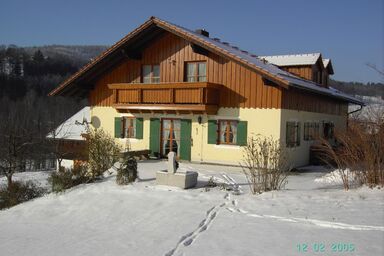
[237,121,248,146]
[180,119,192,161]
[114,117,122,138]
[207,120,218,144]
[149,118,160,157]
[135,118,143,139]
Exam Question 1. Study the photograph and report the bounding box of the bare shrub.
[0,181,47,210]
[49,164,88,193]
[314,118,384,190]
[241,135,291,194]
[87,128,121,179]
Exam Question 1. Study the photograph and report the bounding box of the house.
[260,53,333,87]
[48,107,90,170]
[49,17,363,167]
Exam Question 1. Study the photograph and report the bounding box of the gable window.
[304,122,320,141]
[323,122,334,139]
[185,62,206,82]
[219,120,238,145]
[286,121,300,147]
[142,64,160,83]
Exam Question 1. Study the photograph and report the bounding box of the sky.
[0,0,383,83]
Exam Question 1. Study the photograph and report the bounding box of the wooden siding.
[89,32,282,109]
[89,31,343,114]
[282,66,313,81]
[282,88,348,115]
[283,64,329,88]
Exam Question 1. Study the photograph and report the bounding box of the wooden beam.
[112,104,218,115]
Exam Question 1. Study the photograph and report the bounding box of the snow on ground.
[0,171,52,190]
[0,160,383,256]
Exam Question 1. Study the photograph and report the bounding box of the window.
[304,122,320,141]
[286,121,300,147]
[122,117,136,138]
[48,159,56,169]
[219,120,238,145]
[142,64,160,83]
[185,62,206,82]
[323,122,334,139]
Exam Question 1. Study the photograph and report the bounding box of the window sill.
[119,138,141,143]
[214,144,241,150]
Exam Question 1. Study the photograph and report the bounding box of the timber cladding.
[282,88,348,116]
[89,31,345,114]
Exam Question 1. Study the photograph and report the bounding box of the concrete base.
[156,170,198,189]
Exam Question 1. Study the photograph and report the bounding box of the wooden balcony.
[107,82,221,114]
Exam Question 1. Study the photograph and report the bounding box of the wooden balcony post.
[138,89,142,103]
[200,87,205,104]
[113,89,118,104]
[170,88,174,103]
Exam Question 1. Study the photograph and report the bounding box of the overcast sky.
[0,0,383,83]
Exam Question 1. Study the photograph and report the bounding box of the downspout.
[347,104,364,127]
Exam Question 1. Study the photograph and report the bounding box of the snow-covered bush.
[0,181,46,209]
[241,135,290,194]
[116,155,137,185]
[86,128,121,179]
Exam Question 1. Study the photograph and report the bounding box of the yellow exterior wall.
[90,106,151,151]
[280,109,347,167]
[90,106,347,168]
[191,108,282,165]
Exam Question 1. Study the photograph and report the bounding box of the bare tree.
[0,94,48,188]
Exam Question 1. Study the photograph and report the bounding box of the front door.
[161,119,181,157]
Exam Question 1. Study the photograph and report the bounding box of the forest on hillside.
[0,44,382,101]
[0,45,107,99]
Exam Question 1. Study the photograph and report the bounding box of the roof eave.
[289,82,365,106]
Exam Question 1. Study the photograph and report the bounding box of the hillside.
[23,45,108,66]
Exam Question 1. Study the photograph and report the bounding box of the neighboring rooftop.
[259,53,322,67]
[48,107,90,140]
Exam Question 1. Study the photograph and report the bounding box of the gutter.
[348,104,364,115]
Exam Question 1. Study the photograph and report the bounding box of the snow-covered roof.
[48,107,90,140]
[323,58,330,68]
[259,53,322,67]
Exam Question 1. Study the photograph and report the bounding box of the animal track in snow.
[164,203,224,256]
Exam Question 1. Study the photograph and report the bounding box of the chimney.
[195,29,209,37]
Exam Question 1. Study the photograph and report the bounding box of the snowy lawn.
[0,161,383,256]
[0,171,52,190]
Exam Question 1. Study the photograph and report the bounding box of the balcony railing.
[107,82,220,114]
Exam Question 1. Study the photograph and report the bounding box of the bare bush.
[314,117,384,190]
[0,181,47,210]
[49,164,88,193]
[87,128,121,179]
[241,135,291,194]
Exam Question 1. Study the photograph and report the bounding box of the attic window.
[142,64,160,83]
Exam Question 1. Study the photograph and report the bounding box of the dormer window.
[142,64,160,83]
[185,62,206,82]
